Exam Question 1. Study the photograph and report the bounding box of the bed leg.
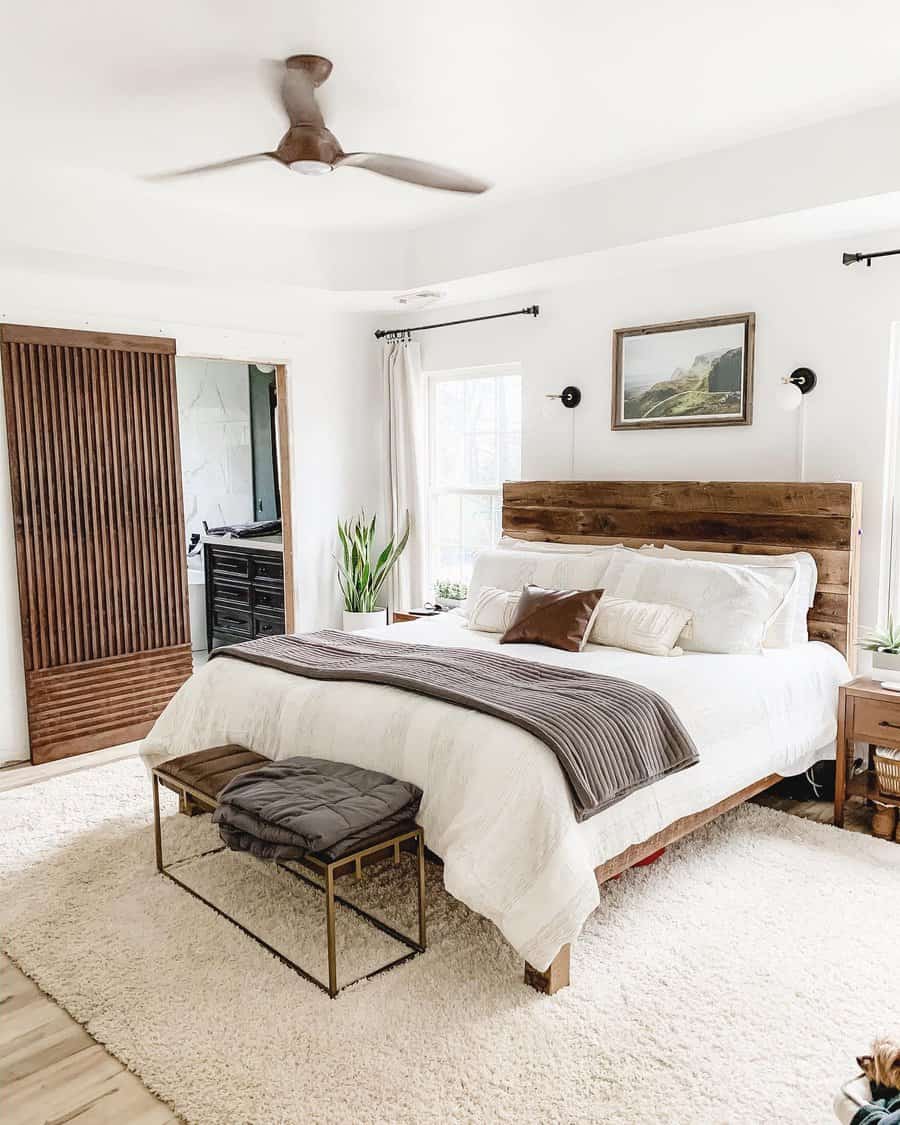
[524,944,570,995]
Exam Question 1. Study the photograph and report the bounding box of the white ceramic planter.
[872,650,900,675]
[342,609,388,632]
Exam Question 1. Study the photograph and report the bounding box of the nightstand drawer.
[852,698,900,747]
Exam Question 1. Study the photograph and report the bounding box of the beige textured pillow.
[588,596,693,657]
[466,586,522,633]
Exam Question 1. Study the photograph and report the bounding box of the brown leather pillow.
[500,584,604,652]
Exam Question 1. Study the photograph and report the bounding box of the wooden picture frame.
[611,312,755,430]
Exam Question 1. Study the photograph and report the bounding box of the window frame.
[425,361,523,595]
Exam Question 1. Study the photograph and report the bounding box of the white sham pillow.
[463,547,623,619]
[639,544,814,647]
[588,596,692,657]
[603,553,786,655]
[466,586,521,633]
[497,535,623,555]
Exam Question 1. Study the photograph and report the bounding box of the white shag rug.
[1,758,898,1125]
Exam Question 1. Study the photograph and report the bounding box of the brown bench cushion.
[155,745,268,804]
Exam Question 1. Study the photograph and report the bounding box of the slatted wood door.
[0,324,193,763]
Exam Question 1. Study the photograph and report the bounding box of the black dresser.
[203,541,286,651]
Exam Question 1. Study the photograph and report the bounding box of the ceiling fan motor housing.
[276,125,344,168]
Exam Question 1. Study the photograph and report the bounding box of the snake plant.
[336,510,410,613]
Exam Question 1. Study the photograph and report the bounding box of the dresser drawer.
[252,585,284,613]
[211,605,253,639]
[252,555,284,584]
[852,697,900,747]
[212,579,251,608]
[209,550,250,580]
[253,612,285,639]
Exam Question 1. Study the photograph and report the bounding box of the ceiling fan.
[149,54,490,194]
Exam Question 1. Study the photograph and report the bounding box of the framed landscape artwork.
[612,312,755,430]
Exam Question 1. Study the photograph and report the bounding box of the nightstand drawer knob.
[878,719,900,729]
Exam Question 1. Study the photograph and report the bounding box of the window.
[427,363,522,599]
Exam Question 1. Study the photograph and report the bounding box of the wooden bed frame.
[504,480,862,994]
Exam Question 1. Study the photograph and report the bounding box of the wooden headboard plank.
[504,480,855,516]
[502,480,862,671]
[502,506,850,550]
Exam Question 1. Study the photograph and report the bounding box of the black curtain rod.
[374,305,539,339]
[842,248,900,267]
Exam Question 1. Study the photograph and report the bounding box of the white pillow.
[640,545,814,647]
[497,535,622,555]
[463,547,622,619]
[603,553,786,655]
[466,586,521,633]
[588,596,692,657]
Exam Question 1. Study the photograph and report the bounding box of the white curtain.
[383,337,428,611]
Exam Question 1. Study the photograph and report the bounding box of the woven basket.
[874,748,900,798]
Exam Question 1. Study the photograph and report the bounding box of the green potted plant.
[434,578,468,609]
[860,615,900,676]
[337,510,410,631]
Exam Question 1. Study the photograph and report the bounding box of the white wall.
[0,271,381,764]
[392,231,900,638]
[175,357,253,540]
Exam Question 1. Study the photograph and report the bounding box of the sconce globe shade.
[254,363,276,374]
[776,381,803,412]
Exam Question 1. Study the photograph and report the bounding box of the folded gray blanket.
[211,757,422,861]
[211,630,699,821]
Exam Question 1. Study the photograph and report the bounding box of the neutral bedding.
[211,630,698,820]
[142,612,850,971]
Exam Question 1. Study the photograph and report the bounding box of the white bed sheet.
[141,613,850,970]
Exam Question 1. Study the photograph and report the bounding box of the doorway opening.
[175,357,293,665]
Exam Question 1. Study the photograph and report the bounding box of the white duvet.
[141,614,850,970]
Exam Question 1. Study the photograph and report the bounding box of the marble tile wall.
[175,358,254,544]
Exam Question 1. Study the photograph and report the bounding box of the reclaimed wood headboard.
[502,480,862,671]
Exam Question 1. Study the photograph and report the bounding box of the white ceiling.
[3,0,900,290]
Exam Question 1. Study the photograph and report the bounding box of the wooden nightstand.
[835,677,900,837]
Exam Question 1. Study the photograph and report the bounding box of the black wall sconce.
[546,385,582,408]
[777,367,817,412]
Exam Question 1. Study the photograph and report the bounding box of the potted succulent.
[434,579,468,610]
[337,510,409,631]
[860,615,900,676]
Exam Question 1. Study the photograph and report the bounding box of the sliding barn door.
[0,325,192,763]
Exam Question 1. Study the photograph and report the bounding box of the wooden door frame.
[175,354,294,633]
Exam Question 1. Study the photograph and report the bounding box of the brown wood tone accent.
[524,945,570,995]
[593,773,781,885]
[392,612,418,624]
[0,324,192,763]
[835,677,900,832]
[502,480,861,670]
[275,364,295,633]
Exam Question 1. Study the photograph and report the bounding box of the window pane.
[428,368,522,594]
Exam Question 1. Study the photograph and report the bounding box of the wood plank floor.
[1,755,887,1124]
[0,953,178,1125]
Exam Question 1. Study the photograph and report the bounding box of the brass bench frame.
[151,768,427,998]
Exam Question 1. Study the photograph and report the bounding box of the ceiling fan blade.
[336,152,490,194]
[145,153,280,180]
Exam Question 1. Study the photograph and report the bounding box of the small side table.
[835,677,900,839]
